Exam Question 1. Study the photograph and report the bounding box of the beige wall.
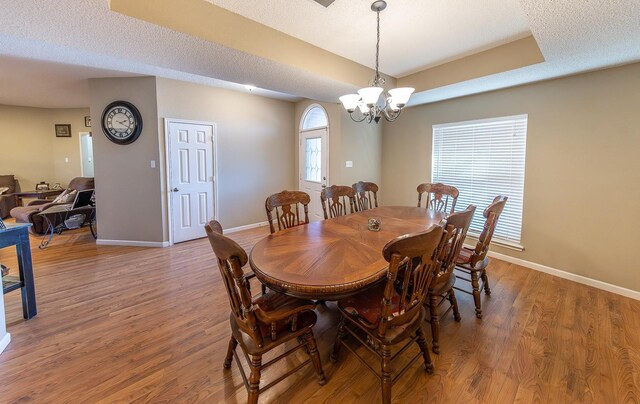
[88,77,164,243]
[0,104,89,190]
[294,100,383,198]
[156,78,296,231]
[382,62,640,292]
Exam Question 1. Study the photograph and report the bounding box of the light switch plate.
[346,161,353,168]
[150,160,156,168]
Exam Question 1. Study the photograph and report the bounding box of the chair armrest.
[35,202,59,212]
[27,199,52,207]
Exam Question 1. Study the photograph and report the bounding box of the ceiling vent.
[312,0,336,7]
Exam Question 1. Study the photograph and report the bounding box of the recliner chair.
[10,177,94,234]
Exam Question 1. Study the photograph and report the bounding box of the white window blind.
[432,114,528,246]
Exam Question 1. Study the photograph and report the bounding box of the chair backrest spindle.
[320,185,357,219]
[431,205,476,287]
[376,224,445,338]
[417,183,459,214]
[205,220,263,347]
[265,190,311,234]
[352,181,379,211]
[469,195,508,266]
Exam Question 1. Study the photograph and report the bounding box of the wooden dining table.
[249,206,447,300]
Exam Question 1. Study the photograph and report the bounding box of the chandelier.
[339,0,414,124]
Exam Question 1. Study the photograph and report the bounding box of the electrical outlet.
[150,160,156,168]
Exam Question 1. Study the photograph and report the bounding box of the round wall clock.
[101,100,143,145]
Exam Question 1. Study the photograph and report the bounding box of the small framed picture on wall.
[55,124,71,137]
[84,116,91,127]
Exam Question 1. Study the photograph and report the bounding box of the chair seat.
[338,284,425,345]
[253,291,314,315]
[231,307,317,355]
[249,291,317,346]
[430,271,457,296]
[455,247,489,271]
[338,282,400,327]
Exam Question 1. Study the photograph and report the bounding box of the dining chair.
[352,181,379,211]
[320,185,357,219]
[454,195,508,318]
[205,220,326,403]
[417,182,459,214]
[426,204,475,354]
[265,190,311,234]
[331,224,445,404]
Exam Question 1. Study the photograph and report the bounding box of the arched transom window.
[301,106,328,130]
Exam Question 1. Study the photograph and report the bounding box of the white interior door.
[299,129,328,222]
[168,121,216,243]
[80,133,94,177]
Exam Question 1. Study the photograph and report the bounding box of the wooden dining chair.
[331,224,444,404]
[205,220,326,404]
[417,182,459,213]
[425,205,475,354]
[454,195,508,318]
[352,181,379,211]
[265,190,311,234]
[320,185,357,219]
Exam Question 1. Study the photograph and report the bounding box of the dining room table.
[249,206,447,300]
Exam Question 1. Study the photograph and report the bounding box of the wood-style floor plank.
[1,226,639,403]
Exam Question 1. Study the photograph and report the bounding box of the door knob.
[172,188,179,192]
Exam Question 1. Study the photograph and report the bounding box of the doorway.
[79,132,94,177]
[299,105,329,221]
[165,119,217,244]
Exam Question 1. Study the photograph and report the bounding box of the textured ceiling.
[0,0,639,108]
[208,0,532,77]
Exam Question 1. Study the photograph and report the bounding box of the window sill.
[466,232,524,252]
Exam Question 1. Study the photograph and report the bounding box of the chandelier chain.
[339,1,412,123]
[373,8,384,87]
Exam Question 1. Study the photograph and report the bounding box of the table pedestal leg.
[16,233,37,319]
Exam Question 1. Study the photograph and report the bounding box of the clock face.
[101,101,143,144]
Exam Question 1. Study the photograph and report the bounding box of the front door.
[168,121,216,243]
[299,128,328,221]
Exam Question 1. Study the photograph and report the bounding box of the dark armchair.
[0,175,20,219]
[10,177,94,234]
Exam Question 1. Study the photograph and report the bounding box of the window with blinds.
[432,114,528,247]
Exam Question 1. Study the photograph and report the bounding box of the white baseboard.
[0,333,10,355]
[487,250,640,301]
[96,239,170,248]
[225,221,269,234]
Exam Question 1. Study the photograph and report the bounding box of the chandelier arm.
[349,111,368,123]
[382,107,402,122]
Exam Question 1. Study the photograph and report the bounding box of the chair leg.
[223,336,237,369]
[248,354,262,404]
[381,345,392,404]
[330,317,347,363]
[304,331,327,385]
[448,289,461,322]
[429,294,440,354]
[415,325,434,373]
[481,269,491,295]
[470,271,483,319]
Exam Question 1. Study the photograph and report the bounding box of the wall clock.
[101,100,143,145]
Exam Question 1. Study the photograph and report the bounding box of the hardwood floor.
[0,226,639,403]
